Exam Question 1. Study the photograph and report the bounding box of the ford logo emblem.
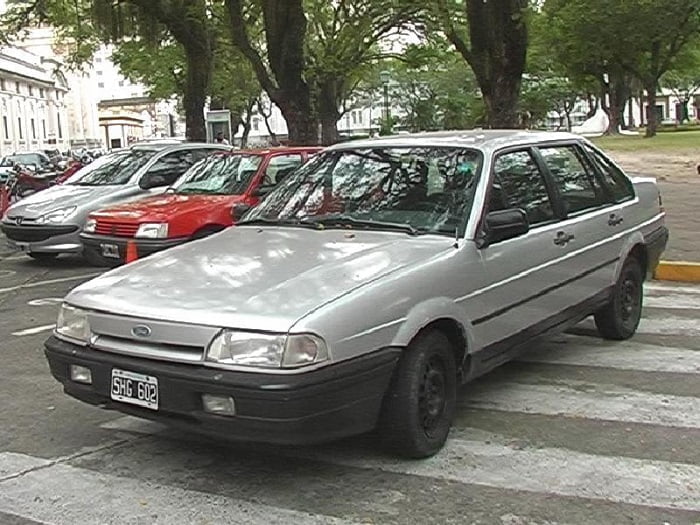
[131,325,152,338]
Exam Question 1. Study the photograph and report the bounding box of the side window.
[142,150,202,188]
[492,150,555,226]
[262,154,303,186]
[539,145,606,214]
[583,145,635,202]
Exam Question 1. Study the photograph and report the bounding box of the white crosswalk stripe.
[0,452,356,525]
[518,334,700,373]
[1,282,699,523]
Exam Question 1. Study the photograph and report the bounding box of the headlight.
[205,331,328,369]
[83,218,97,233]
[135,223,168,239]
[55,304,90,344]
[37,206,77,224]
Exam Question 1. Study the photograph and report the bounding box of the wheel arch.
[391,298,474,377]
[616,231,648,281]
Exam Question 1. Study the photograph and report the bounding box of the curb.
[654,261,700,283]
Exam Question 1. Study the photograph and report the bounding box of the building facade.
[0,47,70,157]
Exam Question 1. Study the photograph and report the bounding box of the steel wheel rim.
[620,272,640,324]
[418,356,447,435]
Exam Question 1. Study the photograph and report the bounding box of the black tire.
[379,330,457,458]
[594,257,644,340]
[83,247,118,268]
[28,252,58,261]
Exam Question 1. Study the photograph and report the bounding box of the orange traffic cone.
[125,240,138,263]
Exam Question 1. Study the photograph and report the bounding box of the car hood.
[91,193,243,223]
[5,184,128,219]
[67,226,450,332]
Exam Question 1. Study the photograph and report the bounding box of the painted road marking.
[460,382,700,429]
[11,325,55,337]
[27,298,63,307]
[299,433,700,512]
[637,316,700,336]
[519,336,700,374]
[645,282,700,295]
[0,273,101,295]
[0,453,355,525]
[644,293,700,310]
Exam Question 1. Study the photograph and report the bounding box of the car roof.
[326,130,584,153]
[226,146,323,155]
[128,142,231,153]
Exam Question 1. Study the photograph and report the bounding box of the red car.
[81,147,320,265]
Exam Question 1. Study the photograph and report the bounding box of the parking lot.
[0,239,698,524]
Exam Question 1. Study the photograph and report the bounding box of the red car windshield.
[171,154,263,195]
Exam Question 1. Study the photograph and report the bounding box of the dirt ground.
[607,150,698,262]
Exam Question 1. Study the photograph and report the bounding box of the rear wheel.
[594,257,643,340]
[28,252,58,261]
[379,330,456,458]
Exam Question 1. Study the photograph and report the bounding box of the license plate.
[7,240,28,251]
[110,369,159,410]
[101,243,120,258]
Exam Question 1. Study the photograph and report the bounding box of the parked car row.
[4,130,670,458]
[0,142,319,263]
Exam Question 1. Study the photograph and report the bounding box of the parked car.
[1,142,229,260]
[81,147,320,266]
[44,131,667,457]
[5,151,55,172]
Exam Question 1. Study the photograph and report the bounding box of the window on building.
[39,88,45,98]
[118,80,124,87]
[15,82,21,94]
[352,112,358,125]
[95,57,102,63]
[252,118,260,131]
[97,82,105,88]
[57,113,62,139]
[2,116,9,140]
[28,85,34,96]
[0,79,5,91]
[18,117,23,139]
[31,118,36,139]
[357,111,363,124]
[97,70,103,76]
[42,119,47,139]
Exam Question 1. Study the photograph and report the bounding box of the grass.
[590,130,700,152]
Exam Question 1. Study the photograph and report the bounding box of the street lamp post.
[380,70,391,135]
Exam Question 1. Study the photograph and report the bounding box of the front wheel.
[378,330,457,458]
[594,257,643,340]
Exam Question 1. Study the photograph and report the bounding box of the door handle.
[608,213,624,226]
[553,231,575,246]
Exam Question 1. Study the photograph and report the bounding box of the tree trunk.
[644,83,659,137]
[318,79,340,146]
[448,0,528,129]
[182,44,212,142]
[281,104,318,145]
[240,111,252,148]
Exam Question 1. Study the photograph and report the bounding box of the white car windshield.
[171,154,263,195]
[242,147,482,236]
[67,148,157,186]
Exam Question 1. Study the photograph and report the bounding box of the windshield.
[171,154,262,195]
[243,147,482,236]
[67,148,157,186]
[7,153,46,166]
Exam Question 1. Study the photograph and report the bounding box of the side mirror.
[140,174,167,189]
[231,203,252,222]
[481,208,529,247]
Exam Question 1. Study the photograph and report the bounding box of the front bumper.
[44,336,400,445]
[0,222,81,253]
[81,233,188,264]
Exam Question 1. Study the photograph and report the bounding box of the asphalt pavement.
[0,249,698,524]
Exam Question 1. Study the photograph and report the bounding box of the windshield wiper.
[300,214,421,236]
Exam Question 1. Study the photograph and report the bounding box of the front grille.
[1,222,79,242]
[94,219,139,238]
[91,334,205,364]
